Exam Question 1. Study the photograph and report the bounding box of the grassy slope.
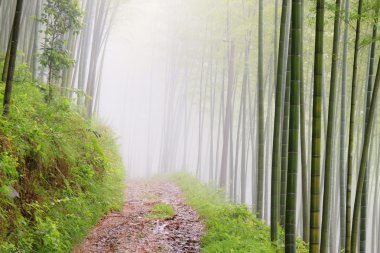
[172,173,308,253]
[0,64,124,252]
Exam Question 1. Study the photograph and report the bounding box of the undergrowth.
[0,64,125,252]
[171,172,308,253]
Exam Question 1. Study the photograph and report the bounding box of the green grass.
[171,172,308,253]
[0,63,125,252]
[146,202,176,220]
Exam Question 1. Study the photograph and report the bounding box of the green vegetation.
[146,202,176,220]
[171,173,308,253]
[38,0,82,100]
[0,63,124,252]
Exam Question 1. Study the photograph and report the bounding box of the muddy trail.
[73,180,204,253]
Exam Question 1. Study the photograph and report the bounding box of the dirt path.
[73,180,204,253]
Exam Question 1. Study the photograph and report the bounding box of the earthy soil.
[73,180,204,253]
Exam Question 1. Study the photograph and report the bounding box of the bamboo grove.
[1,0,380,252]
[0,0,117,117]
[138,0,380,252]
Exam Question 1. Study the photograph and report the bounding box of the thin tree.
[280,28,291,227]
[220,42,235,189]
[3,0,23,116]
[257,0,264,219]
[360,5,379,251]
[270,0,290,242]
[209,58,216,182]
[39,0,82,102]
[351,57,380,253]
[345,1,363,251]
[196,43,206,178]
[320,1,342,252]
[299,0,309,242]
[240,36,250,203]
[219,2,233,189]
[32,0,43,79]
[309,0,324,252]
[339,0,349,250]
[2,29,12,83]
[285,0,301,252]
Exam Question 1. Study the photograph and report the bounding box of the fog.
[98,0,279,227]
[100,0,174,177]
[96,1,380,251]
[99,0,219,178]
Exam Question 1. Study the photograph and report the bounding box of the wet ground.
[73,180,204,253]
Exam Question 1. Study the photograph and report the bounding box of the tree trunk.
[257,0,264,219]
[320,1,342,252]
[196,45,206,178]
[241,38,250,203]
[271,0,290,241]
[299,0,309,242]
[351,57,380,253]
[3,0,23,116]
[359,11,378,252]
[309,1,324,252]
[285,0,301,252]
[345,1,363,252]
[220,42,235,189]
[339,0,349,250]
[209,60,216,182]
[280,27,291,227]
[2,29,12,82]
[32,0,42,79]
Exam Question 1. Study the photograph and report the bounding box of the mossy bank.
[0,64,125,252]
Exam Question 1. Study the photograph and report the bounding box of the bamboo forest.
[1,0,380,252]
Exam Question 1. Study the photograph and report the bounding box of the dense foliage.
[0,63,124,252]
[39,0,82,88]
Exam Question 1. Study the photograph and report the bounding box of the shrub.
[0,64,125,252]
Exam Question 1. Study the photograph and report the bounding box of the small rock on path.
[73,180,204,253]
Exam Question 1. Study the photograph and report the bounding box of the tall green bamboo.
[241,38,250,204]
[299,0,309,242]
[257,0,264,219]
[220,2,233,190]
[339,0,349,250]
[285,0,301,252]
[32,0,42,80]
[3,0,23,116]
[351,57,380,253]
[2,29,12,82]
[271,0,290,242]
[360,7,379,252]
[309,1,324,252]
[280,32,291,227]
[320,1,342,252]
[345,1,363,252]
